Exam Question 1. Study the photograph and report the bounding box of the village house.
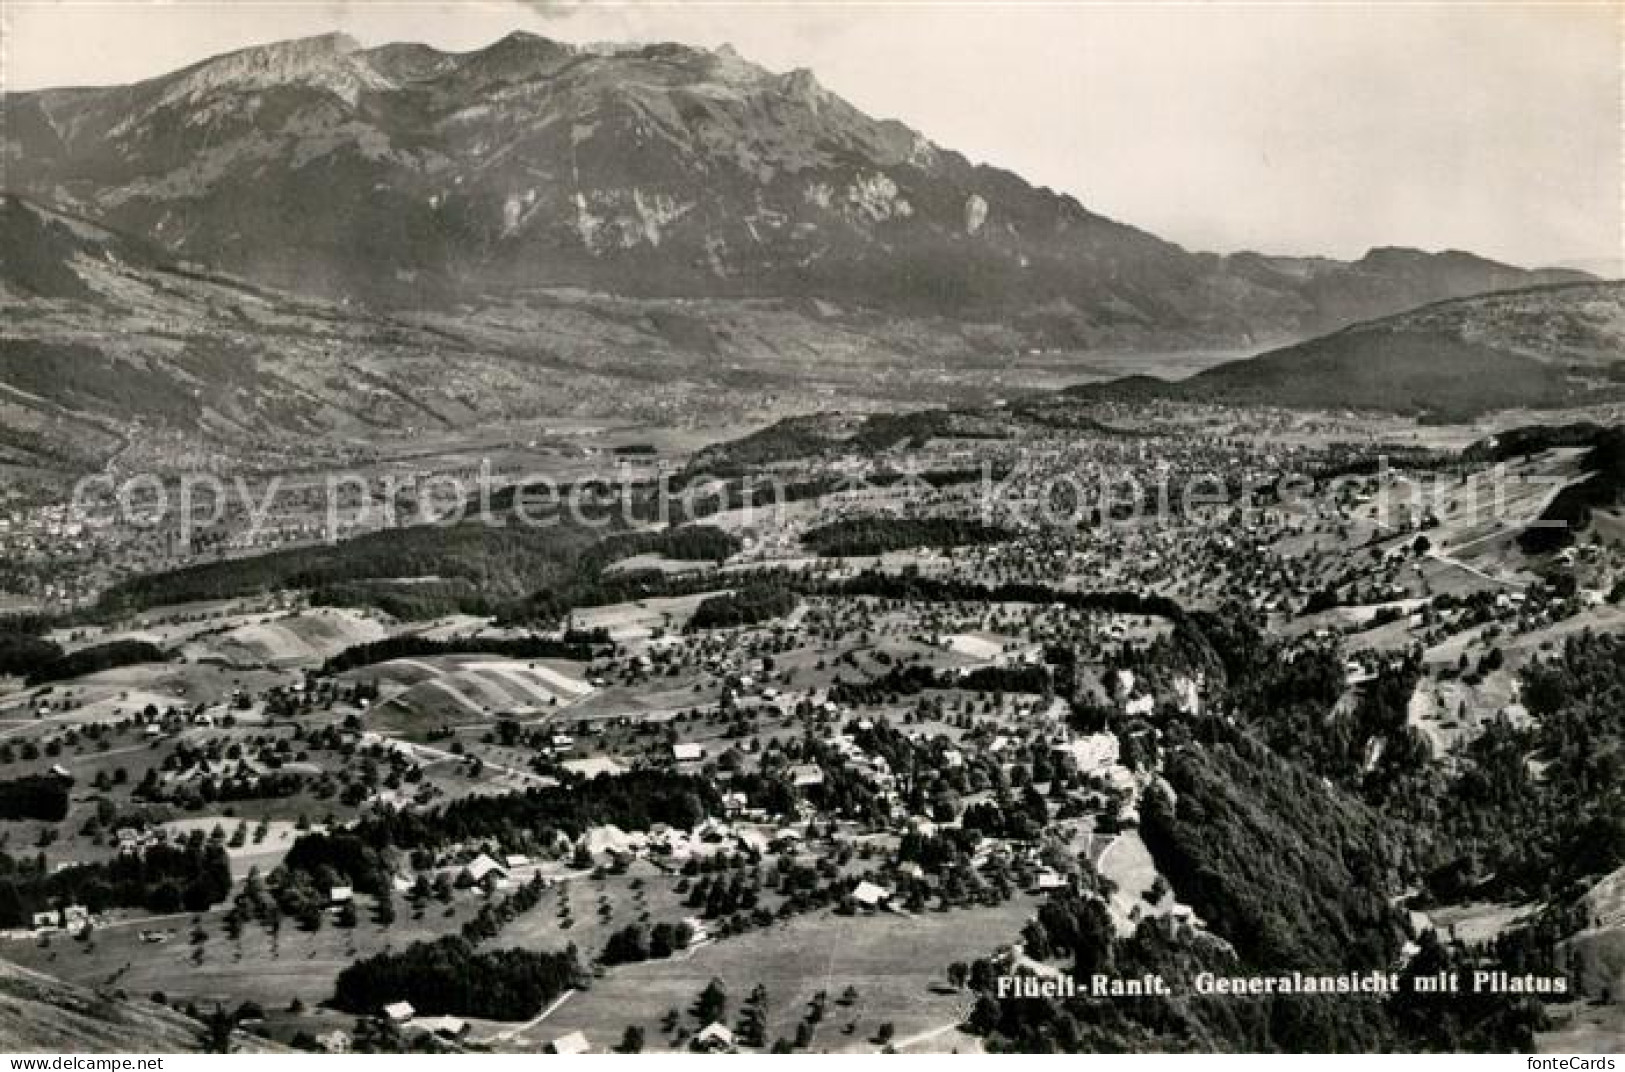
[383,1001,415,1024]
[682,915,712,945]
[694,1023,735,1052]
[459,853,508,887]
[548,1031,591,1055]
[851,880,891,910]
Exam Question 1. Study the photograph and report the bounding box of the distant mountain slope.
[0,194,1034,473]
[0,193,632,473]
[1,32,1589,347]
[0,195,170,299]
[1370,280,1625,369]
[1070,282,1625,417]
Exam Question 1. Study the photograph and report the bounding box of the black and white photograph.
[0,0,1620,1058]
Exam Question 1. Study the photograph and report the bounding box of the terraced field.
[192,608,392,667]
[357,655,595,735]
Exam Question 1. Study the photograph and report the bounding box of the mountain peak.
[490,29,566,49]
[1357,246,1504,270]
[447,30,577,85]
[160,31,389,106]
[188,31,363,69]
[361,41,459,82]
[780,67,825,100]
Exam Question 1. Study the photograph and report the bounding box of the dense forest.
[684,408,1009,476]
[0,775,70,822]
[688,583,799,630]
[332,936,582,1020]
[0,631,63,677]
[1140,727,1408,972]
[830,662,1052,706]
[0,841,232,925]
[309,578,502,622]
[945,594,1568,1052]
[104,518,739,622]
[1425,630,1624,905]
[25,639,166,686]
[1188,615,1431,806]
[968,713,1546,1051]
[319,630,610,675]
[98,522,610,613]
[278,831,394,897]
[1462,422,1609,464]
[801,518,1014,557]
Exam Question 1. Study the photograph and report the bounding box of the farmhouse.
[563,755,628,778]
[382,1001,415,1024]
[673,742,706,763]
[548,1031,591,1055]
[852,880,891,909]
[460,854,508,886]
[1034,870,1067,891]
[694,1023,735,1052]
[1054,733,1120,773]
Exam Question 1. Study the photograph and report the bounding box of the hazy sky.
[3,1,1619,271]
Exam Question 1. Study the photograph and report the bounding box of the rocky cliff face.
[2,33,1589,348]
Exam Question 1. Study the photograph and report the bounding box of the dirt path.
[891,1021,968,1051]
[480,988,577,1044]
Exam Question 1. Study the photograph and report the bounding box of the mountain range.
[1,31,1617,477]
[2,32,1591,348]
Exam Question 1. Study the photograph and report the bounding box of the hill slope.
[1,32,1588,348]
[1070,282,1625,416]
[0,958,284,1052]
